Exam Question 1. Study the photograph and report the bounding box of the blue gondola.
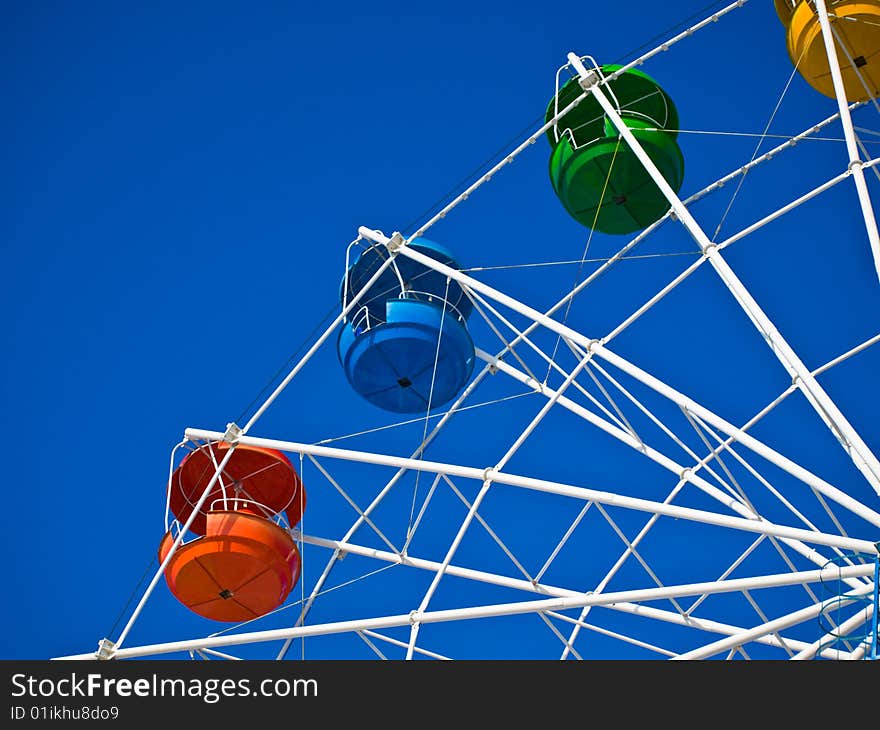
[339,237,474,324]
[337,238,475,413]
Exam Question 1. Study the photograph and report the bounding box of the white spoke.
[184,429,880,556]
[61,563,875,660]
[675,584,876,661]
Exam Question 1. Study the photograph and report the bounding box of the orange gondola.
[158,510,301,622]
[158,441,306,622]
[167,441,306,535]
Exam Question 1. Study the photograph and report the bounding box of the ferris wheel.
[60,0,880,661]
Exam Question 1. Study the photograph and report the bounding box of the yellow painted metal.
[785,1,880,101]
[774,0,797,24]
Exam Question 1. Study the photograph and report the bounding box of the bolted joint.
[223,422,242,445]
[848,159,864,174]
[408,610,420,625]
[96,638,116,660]
[577,69,601,91]
[385,232,406,253]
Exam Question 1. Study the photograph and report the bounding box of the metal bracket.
[385,231,406,253]
[223,422,242,445]
[848,159,864,173]
[577,69,601,91]
[96,637,116,660]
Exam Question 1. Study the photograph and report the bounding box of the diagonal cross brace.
[566,52,880,497]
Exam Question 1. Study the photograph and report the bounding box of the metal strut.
[566,51,880,498]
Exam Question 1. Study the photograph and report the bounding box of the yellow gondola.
[775,0,880,101]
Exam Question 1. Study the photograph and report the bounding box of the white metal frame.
[61,0,880,661]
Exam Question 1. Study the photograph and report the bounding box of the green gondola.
[545,64,685,234]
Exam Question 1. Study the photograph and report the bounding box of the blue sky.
[3,0,879,660]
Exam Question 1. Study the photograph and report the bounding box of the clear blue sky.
[3,0,879,660]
